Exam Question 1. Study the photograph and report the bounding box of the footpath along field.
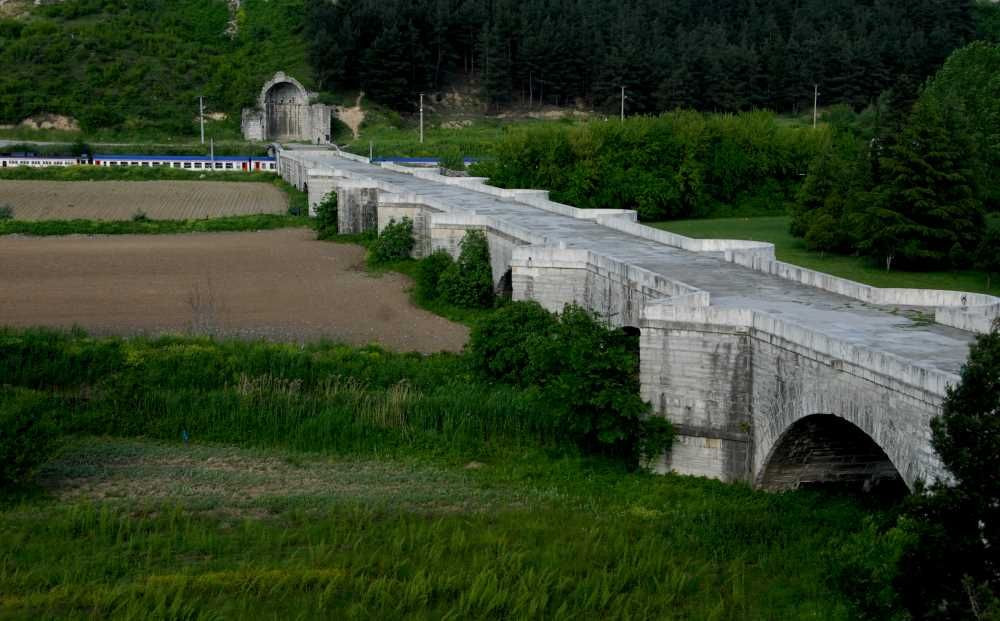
[0,180,288,220]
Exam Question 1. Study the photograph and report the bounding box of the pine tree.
[857,97,984,270]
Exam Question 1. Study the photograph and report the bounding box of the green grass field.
[654,216,1000,296]
[0,329,899,620]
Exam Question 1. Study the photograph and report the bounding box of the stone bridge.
[277,147,1000,492]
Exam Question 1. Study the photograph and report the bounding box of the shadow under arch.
[757,414,907,496]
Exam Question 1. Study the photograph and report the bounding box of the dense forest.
[305,0,995,113]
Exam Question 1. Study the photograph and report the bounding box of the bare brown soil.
[0,180,287,220]
[0,229,468,352]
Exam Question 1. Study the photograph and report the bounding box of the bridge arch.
[756,413,907,495]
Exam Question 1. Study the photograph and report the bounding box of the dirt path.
[336,92,366,140]
[0,180,287,220]
[0,229,468,352]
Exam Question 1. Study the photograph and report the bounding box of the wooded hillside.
[306,0,997,113]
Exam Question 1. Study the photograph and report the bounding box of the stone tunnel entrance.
[264,81,306,141]
[758,414,907,496]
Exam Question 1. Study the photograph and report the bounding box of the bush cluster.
[370,218,415,264]
[414,231,496,310]
[469,301,673,466]
[0,204,13,220]
[474,111,823,221]
[314,191,338,239]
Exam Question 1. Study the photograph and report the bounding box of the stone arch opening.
[496,269,513,300]
[263,80,307,141]
[758,414,907,496]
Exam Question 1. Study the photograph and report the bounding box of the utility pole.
[812,84,819,129]
[621,86,626,123]
[199,96,206,144]
[210,138,214,163]
[419,93,424,144]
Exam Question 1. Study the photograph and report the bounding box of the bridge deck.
[294,152,975,376]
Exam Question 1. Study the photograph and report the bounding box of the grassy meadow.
[654,216,1000,296]
[0,328,899,620]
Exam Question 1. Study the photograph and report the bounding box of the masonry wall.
[640,316,753,481]
[511,247,704,328]
[306,172,341,217]
[337,185,378,234]
[750,328,943,489]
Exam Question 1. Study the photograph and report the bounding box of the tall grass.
[0,327,905,619]
[0,329,557,458]
[0,486,878,620]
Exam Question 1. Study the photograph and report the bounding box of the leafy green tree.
[919,42,1000,210]
[439,229,494,309]
[856,98,984,270]
[469,301,672,465]
[896,322,1000,619]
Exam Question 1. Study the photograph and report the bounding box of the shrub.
[0,204,13,220]
[415,250,455,301]
[438,146,466,172]
[827,518,913,620]
[131,210,150,222]
[469,300,558,385]
[439,230,494,308]
[0,389,59,489]
[314,192,338,239]
[469,301,673,466]
[370,218,415,264]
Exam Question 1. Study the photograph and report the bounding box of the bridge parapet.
[510,246,708,327]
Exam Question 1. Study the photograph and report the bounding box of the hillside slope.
[0,0,310,137]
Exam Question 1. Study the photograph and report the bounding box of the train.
[0,153,277,173]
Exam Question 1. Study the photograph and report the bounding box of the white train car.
[92,154,277,173]
[0,155,87,168]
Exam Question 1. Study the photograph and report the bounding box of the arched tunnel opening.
[759,414,908,500]
[496,269,513,301]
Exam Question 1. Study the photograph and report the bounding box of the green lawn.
[653,216,1000,296]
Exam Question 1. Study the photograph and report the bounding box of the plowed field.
[0,180,287,220]
[0,229,468,352]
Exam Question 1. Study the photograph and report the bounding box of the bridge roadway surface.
[302,152,976,376]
